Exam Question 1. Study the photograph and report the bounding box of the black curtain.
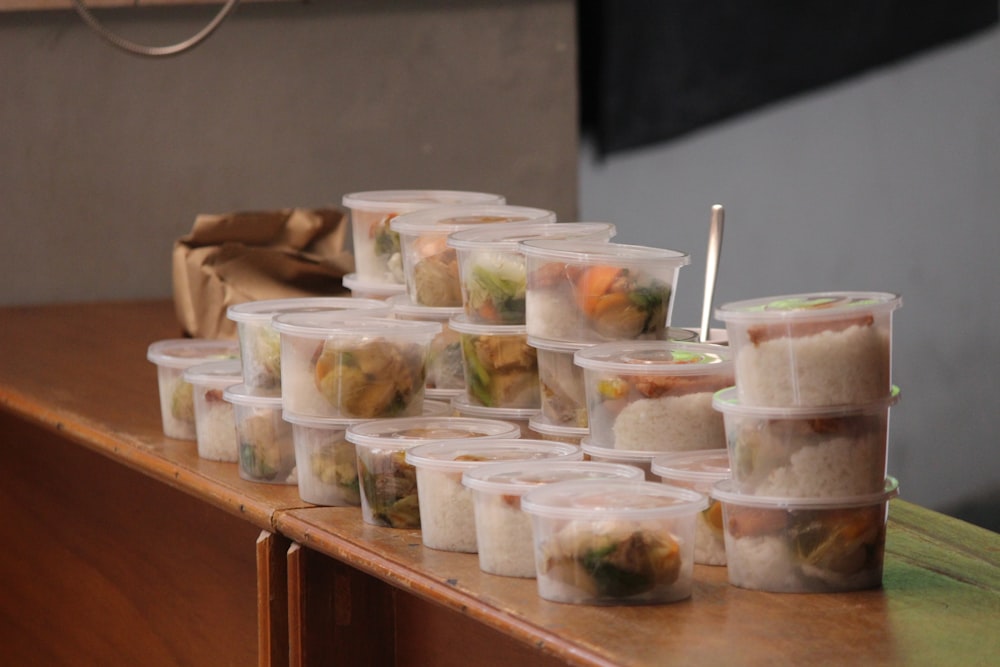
[579,0,998,157]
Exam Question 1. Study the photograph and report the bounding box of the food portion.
[473,492,536,576]
[291,425,361,506]
[194,387,239,462]
[695,500,727,566]
[353,209,404,284]
[463,252,528,324]
[460,330,539,409]
[313,338,426,418]
[526,262,673,342]
[357,447,421,528]
[538,523,684,604]
[237,411,296,484]
[158,371,197,440]
[410,235,464,307]
[240,325,282,389]
[723,502,888,593]
[424,325,465,391]
[535,344,588,428]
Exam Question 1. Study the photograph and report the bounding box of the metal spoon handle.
[699,204,725,342]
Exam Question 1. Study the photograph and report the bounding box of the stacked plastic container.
[711,292,903,592]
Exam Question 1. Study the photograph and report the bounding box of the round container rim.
[527,413,588,437]
[342,190,505,213]
[404,438,580,471]
[650,449,731,484]
[146,338,238,367]
[342,273,408,295]
[451,393,541,420]
[227,296,388,322]
[389,204,555,234]
[573,339,732,373]
[446,221,617,250]
[181,358,243,384]
[223,383,282,407]
[388,293,464,319]
[519,239,691,265]
[449,313,528,336]
[711,476,899,508]
[344,416,522,447]
[715,291,902,323]
[272,313,439,339]
[462,460,645,493]
[712,385,902,417]
[521,478,709,519]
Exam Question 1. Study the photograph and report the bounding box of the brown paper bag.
[172,208,355,339]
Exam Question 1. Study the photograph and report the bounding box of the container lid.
[527,413,588,439]
[580,438,659,463]
[342,190,505,213]
[448,313,528,336]
[526,336,594,353]
[521,478,708,519]
[345,416,521,448]
[650,449,731,484]
[574,340,732,375]
[227,296,388,323]
[146,338,239,368]
[711,476,900,509]
[342,273,407,296]
[451,393,540,421]
[405,438,581,471]
[388,294,463,321]
[447,221,616,251]
[182,358,243,385]
[715,292,902,324]
[712,385,902,418]
[389,204,555,235]
[462,459,644,494]
[519,239,690,267]
[427,387,465,401]
[223,383,282,407]
[272,313,439,340]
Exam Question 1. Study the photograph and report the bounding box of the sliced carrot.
[574,265,624,315]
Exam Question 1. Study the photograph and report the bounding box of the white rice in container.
[184,359,243,462]
[405,439,582,553]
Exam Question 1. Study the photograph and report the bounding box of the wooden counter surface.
[1,300,998,666]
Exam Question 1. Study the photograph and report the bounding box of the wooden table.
[1,301,997,666]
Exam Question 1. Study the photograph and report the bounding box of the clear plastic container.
[342,272,408,300]
[223,384,296,485]
[450,393,538,437]
[147,338,239,440]
[521,239,690,343]
[581,437,659,480]
[272,313,440,419]
[530,336,592,428]
[527,413,589,445]
[405,438,582,552]
[521,478,707,605]
[449,314,539,409]
[715,292,901,407]
[388,294,465,392]
[651,450,731,566]
[345,416,521,528]
[227,296,389,391]
[183,359,243,461]
[575,340,734,451]
[462,460,644,577]
[712,477,899,593]
[343,190,505,285]
[712,386,900,497]
[447,222,616,325]
[391,204,555,308]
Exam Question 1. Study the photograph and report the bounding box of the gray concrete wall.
[579,26,1000,518]
[0,0,577,305]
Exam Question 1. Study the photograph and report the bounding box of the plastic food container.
[388,294,466,393]
[273,313,440,419]
[343,190,505,285]
[391,204,555,308]
[575,341,734,451]
[147,338,239,440]
[521,239,690,344]
[712,477,899,593]
[581,437,659,480]
[450,393,538,437]
[530,336,592,428]
[447,222,617,325]
[342,272,407,300]
[527,413,589,445]
[183,359,243,461]
[283,400,453,507]
[715,292,902,407]
[521,479,707,605]
[712,386,900,497]
[449,314,539,409]
[227,297,389,390]
[346,416,521,528]
[223,384,296,485]
[651,450,731,565]
[405,439,582,552]
[462,460,644,577]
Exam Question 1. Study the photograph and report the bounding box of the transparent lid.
[519,239,690,267]
[223,383,282,407]
[712,476,900,509]
[341,190,505,213]
[521,478,708,519]
[580,438,660,463]
[527,413,588,438]
[182,358,243,385]
[574,340,732,375]
[451,393,540,421]
[462,459,644,494]
[342,273,407,296]
[388,294,463,321]
[715,292,902,323]
[448,313,528,336]
[712,385,902,418]
[389,204,555,235]
[405,438,581,471]
[526,336,594,353]
[650,449,731,484]
[272,313,439,340]
[146,338,239,368]
[447,221,616,251]
[345,416,521,448]
[227,296,388,323]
